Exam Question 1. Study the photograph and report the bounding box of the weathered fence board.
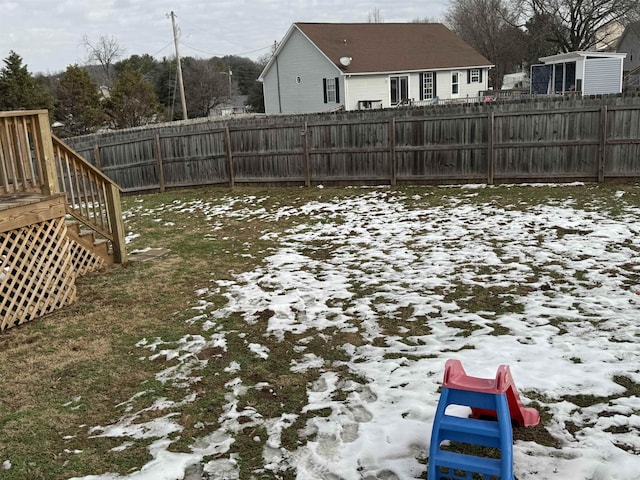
[64,96,640,192]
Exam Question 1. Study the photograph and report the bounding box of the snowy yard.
[69,185,640,480]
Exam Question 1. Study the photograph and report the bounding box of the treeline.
[0,47,266,137]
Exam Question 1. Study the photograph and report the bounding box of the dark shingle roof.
[295,23,492,73]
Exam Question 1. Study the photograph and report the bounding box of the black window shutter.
[467,69,471,84]
[433,73,437,98]
[335,77,340,103]
[323,78,328,103]
[479,69,483,83]
[420,73,424,100]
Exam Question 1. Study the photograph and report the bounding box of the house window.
[326,78,336,102]
[323,77,340,103]
[421,72,435,99]
[390,75,409,105]
[470,69,480,82]
[452,72,459,95]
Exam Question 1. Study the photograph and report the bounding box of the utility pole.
[169,11,188,120]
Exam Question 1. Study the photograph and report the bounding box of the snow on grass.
[72,187,640,480]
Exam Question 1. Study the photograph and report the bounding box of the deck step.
[65,220,113,270]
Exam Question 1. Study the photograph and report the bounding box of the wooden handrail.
[51,135,126,263]
[0,110,126,263]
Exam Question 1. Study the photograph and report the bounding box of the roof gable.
[617,21,640,51]
[294,22,493,74]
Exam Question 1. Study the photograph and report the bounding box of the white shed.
[531,51,627,96]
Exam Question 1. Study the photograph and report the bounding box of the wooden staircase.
[0,110,126,330]
[65,221,113,274]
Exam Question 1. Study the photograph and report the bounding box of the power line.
[170,11,272,58]
[150,40,176,58]
[178,40,272,58]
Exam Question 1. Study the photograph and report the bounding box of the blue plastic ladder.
[428,387,514,479]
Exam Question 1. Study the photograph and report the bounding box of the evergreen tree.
[55,65,105,137]
[105,67,163,128]
[0,51,54,111]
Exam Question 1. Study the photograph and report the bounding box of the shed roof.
[539,51,627,64]
[262,23,492,78]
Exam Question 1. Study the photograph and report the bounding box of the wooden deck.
[0,193,66,232]
[0,110,126,331]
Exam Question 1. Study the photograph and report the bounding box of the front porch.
[0,110,126,331]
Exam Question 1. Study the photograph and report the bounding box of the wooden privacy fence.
[65,99,640,192]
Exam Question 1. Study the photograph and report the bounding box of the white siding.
[344,68,490,110]
[263,29,343,114]
[345,74,395,110]
[575,58,585,84]
[262,66,280,114]
[584,58,623,95]
[457,69,489,98]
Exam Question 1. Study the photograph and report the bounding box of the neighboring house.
[258,23,493,114]
[209,95,249,116]
[594,20,626,52]
[617,22,640,73]
[502,72,529,90]
[531,51,627,96]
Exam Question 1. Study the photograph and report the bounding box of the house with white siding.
[258,23,493,115]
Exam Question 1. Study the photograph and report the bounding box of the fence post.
[93,144,102,169]
[302,121,311,187]
[225,126,235,188]
[487,112,495,185]
[389,117,397,186]
[34,111,60,195]
[154,133,165,192]
[598,105,607,183]
[105,183,127,264]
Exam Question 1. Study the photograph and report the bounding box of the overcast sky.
[0,0,449,75]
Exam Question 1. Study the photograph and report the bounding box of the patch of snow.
[77,187,640,480]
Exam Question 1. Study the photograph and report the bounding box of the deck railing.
[0,110,126,263]
[52,136,126,263]
[0,110,57,195]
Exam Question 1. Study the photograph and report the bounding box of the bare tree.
[411,16,439,23]
[446,0,527,89]
[182,58,234,118]
[81,35,125,87]
[523,0,640,51]
[367,8,383,23]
